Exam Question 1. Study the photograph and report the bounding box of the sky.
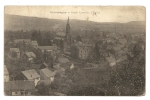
[4,6,145,23]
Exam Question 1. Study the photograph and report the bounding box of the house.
[24,52,36,62]
[22,69,40,86]
[41,46,58,60]
[31,41,38,48]
[38,46,57,53]
[4,80,35,96]
[58,57,70,64]
[82,39,95,47]
[105,55,116,67]
[53,63,60,69]
[40,68,55,82]
[13,39,31,45]
[4,65,9,82]
[71,41,93,59]
[40,62,49,69]
[119,38,127,45]
[70,63,74,69]
[10,48,20,58]
[38,46,58,58]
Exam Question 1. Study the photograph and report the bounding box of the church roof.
[56,32,66,37]
[55,37,64,40]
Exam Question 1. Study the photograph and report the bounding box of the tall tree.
[94,42,100,60]
[31,30,37,41]
[37,30,43,45]
[76,35,82,42]
[60,39,64,52]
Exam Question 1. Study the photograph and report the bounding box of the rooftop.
[10,48,20,52]
[42,62,49,67]
[58,57,70,63]
[75,41,93,47]
[22,69,40,80]
[4,80,35,91]
[25,52,36,58]
[41,68,55,77]
[38,46,57,51]
[105,56,116,64]
[4,65,9,75]
[56,32,66,37]
[31,41,38,45]
[53,63,60,69]
[55,37,64,40]
[14,39,31,43]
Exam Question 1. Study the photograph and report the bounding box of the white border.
[0,0,149,100]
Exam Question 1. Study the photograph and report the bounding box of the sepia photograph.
[4,6,146,96]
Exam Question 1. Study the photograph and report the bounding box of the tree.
[21,40,26,52]
[10,34,14,41]
[76,35,82,42]
[34,49,43,63]
[94,42,100,60]
[108,41,145,96]
[37,30,43,45]
[36,83,50,96]
[68,86,105,96]
[31,30,37,41]
[59,39,64,52]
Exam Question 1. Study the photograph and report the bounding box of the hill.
[4,14,145,33]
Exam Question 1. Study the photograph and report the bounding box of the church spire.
[66,17,71,46]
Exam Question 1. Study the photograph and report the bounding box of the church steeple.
[66,17,71,46]
[66,16,71,34]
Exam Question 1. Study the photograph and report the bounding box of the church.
[54,17,72,48]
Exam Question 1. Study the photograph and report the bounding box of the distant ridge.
[4,14,145,33]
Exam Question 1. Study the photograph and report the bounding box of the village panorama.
[4,13,145,96]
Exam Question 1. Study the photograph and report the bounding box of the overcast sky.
[4,6,145,23]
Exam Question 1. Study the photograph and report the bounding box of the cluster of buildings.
[4,63,57,95]
[4,58,74,96]
[4,17,75,96]
[5,16,145,96]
